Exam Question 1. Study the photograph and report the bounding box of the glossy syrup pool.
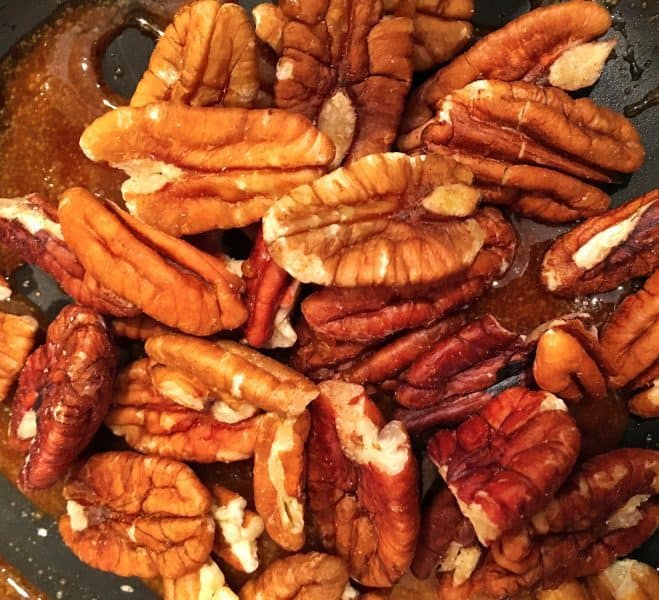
[0,0,657,598]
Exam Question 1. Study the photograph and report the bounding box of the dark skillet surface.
[0,1,657,598]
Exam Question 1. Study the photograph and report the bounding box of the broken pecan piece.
[0,312,38,402]
[131,1,259,108]
[253,411,309,551]
[164,559,238,600]
[59,451,215,579]
[58,187,247,335]
[308,381,419,587]
[584,559,659,600]
[9,304,115,491]
[145,333,318,416]
[111,315,171,341]
[254,0,413,166]
[542,190,659,297]
[239,552,349,600]
[428,387,580,545]
[263,152,484,288]
[80,104,334,235]
[106,360,260,463]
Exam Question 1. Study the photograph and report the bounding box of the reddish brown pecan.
[628,374,659,419]
[59,451,215,579]
[428,387,580,545]
[308,381,419,587]
[9,304,115,491]
[0,311,38,402]
[542,190,659,297]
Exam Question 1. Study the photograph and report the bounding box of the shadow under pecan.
[59,451,215,579]
[9,304,115,491]
[0,311,38,403]
[131,1,259,108]
[254,0,413,167]
[308,381,419,587]
[542,190,659,297]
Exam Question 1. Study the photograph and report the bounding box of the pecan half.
[263,152,484,288]
[144,333,318,416]
[0,195,139,316]
[422,80,644,183]
[164,559,237,600]
[541,190,659,296]
[9,304,115,491]
[584,559,659,600]
[80,104,334,235]
[300,207,515,342]
[399,0,613,150]
[428,387,580,545]
[308,381,419,587]
[106,360,259,463]
[59,451,215,579]
[239,552,349,600]
[253,411,309,551]
[131,1,259,108]
[0,312,38,402]
[254,0,413,166]
[111,315,171,341]
[58,187,247,335]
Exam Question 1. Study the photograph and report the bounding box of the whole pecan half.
[58,187,247,335]
[131,1,259,108]
[263,152,484,288]
[239,552,350,600]
[80,104,334,235]
[0,195,139,316]
[144,333,318,416]
[542,190,659,297]
[59,451,215,579]
[253,0,413,167]
[428,387,580,545]
[164,560,237,600]
[399,0,613,150]
[106,360,260,463]
[253,411,310,551]
[9,304,115,491]
[0,312,38,403]
[308,381,419,587]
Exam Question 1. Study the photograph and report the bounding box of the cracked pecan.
[428,387,580,545]
[0,311,38,403]
[542,190,659,297]
[164,559,237,600]
[254,0,413,166]
[399,0,613,150]
[253,411,310,551]
[145,333,318,416]
[80,104,334,235]
[106,359,260,463]
[263,152,484,288]
[9,304,115,491]
[308,381,419,587]
[58,187,247,335]
[59,451,215,579]
[131,1,259,109]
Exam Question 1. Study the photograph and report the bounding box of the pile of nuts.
[0,0,657,598]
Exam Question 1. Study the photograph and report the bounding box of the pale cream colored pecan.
[163,559,238,600]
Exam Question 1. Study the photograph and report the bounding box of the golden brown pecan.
[0,195,139,316]
[423,81,644,183]
[253,411,309,551]
[239,552,350,600]
[59,451,215,579]
[399,0,613,150]
[542,190,659,297]
[308,381,419,587]
[131,1,259,109]
[164,559,238,600]
[9,304,115,491]
[58,187,247,335]
[145,333,318,416]
[111,315,171,341]
[80,104,334,235]
[263,153,484,288]
[0,311,38,402]
[211,485,264,574]
[628,377,659,419]
[428,388,580,546]
[579,559,659,600]
[253,0,413,167]
[106,360,259,463]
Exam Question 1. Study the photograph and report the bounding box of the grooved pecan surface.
[164,560,238,600]
[0,312,38,403]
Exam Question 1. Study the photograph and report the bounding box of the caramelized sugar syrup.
[0,0,647,597]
